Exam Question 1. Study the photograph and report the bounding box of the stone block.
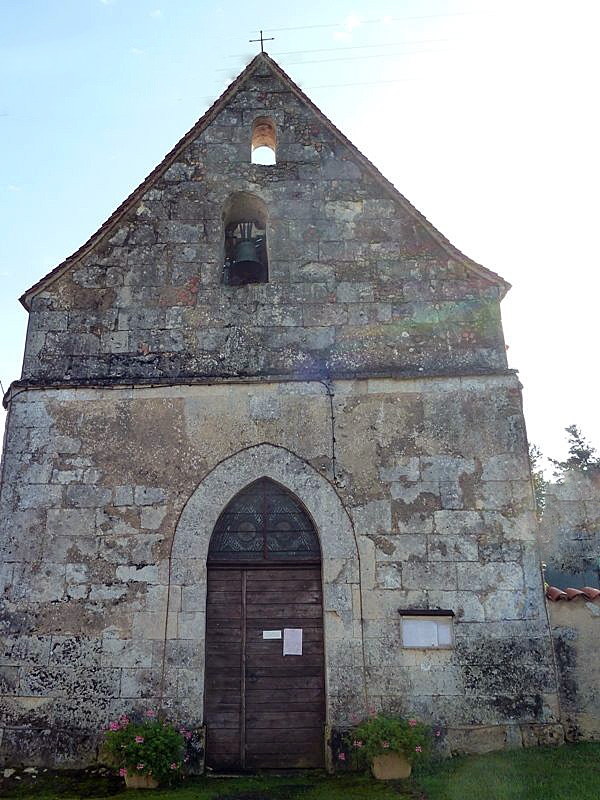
[375,562,402,589]
[88,584,127,601]
[446,725,512,754]
[482,454,530,481]
[116,564,160,584]
[336,282,374,303]
[134,486,167,505]
[0,637,51,668]
[177,612,205,640]
[457,562,524,591]
[140,506,168,530]
[402,562,458,591]
[114,486,134,506]
[421,456,476,484]
[390,481,438,503]
[520,723,564,748]
[10,563,66,603]
[181,584,207,612]
[324,583,353,612]
[482,589,535,621]
[49,637,101,668]
[132,612,177,640]
[303,304,348,326]
[170,559,206,587]
[352,500,391,536]
[428,534,479,562]
[379,457,420,483]
[65,485,112,508]
[101,638,154,668]
[46,508,95,537]
[164,640,203,669]
[371,533,427,562]
[120,668,161,698]
[17,484,63,511]
[96,508,139,536]
[249,394,280,420]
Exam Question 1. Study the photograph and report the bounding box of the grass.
[0,771,416,800]
[2,743,600,800]
[415,742,600,800]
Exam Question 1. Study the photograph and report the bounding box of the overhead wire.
[251,11,479,33]
[228,38,453,58]
[217,45,456,72]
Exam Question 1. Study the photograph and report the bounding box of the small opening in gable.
[251,117,276,165]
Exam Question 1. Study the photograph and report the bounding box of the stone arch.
[169,443,366,728]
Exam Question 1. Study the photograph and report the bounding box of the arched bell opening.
[222,192,269,286]
[204,477,325,772]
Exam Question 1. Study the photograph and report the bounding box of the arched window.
[251,117,276,165]
[208,478,320,562]
[222,192,269,285]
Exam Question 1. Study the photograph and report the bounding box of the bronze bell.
[230,238,263,284]
[233,238,261,269]
[229,221,264,284]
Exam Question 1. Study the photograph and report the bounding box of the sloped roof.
[546,585,600,602]
[20,52,510,311]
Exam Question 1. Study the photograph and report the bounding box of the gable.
[18,53,510,384]
[21,53,508,308]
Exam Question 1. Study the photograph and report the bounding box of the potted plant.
[347,713,431,780]
[103,710,191,788]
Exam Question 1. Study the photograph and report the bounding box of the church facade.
[0,54,562,769]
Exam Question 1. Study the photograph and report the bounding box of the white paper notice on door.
[262,630,282,640]
[283,628,302,656]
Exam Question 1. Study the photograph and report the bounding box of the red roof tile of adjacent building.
[546,585,600,602]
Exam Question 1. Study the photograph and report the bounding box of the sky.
[1,0,599,473]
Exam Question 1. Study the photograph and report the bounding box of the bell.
[230,237,262,284]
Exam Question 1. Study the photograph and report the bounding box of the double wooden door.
[204,564,325,770]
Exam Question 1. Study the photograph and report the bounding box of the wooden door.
[204,478,325,771]
[205,563,325,770]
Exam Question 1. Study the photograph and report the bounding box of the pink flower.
[408,719,417,727]
[382,740,390,749]
[137,763,145,770]
[368,707,377,717]
[435,729,441,737]
[353,740,363,748]
[350,713,359,723]
[109,721,120,731]
[145,709,156,718]
[118,768,127,777]
[135,736,144,744]
[415,745,422,753]
[179,728,192,740]
[338,752,346,761]
[119,715,130,725]
[170,763,178,770]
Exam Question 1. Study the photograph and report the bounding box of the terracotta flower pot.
[124,773,159,789]
[371,751,412,780]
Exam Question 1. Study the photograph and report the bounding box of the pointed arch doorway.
[204,478,326,771]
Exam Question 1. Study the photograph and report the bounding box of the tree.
[529,443,547,520]
[550,424,600,479]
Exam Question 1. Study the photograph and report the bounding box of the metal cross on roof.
[249,30,274,53]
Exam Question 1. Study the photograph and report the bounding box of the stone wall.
[548,598,600,740]
[537,469,600,742]
[539,470,600,582]
[22,59,507,384]
[0,374,558,765]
